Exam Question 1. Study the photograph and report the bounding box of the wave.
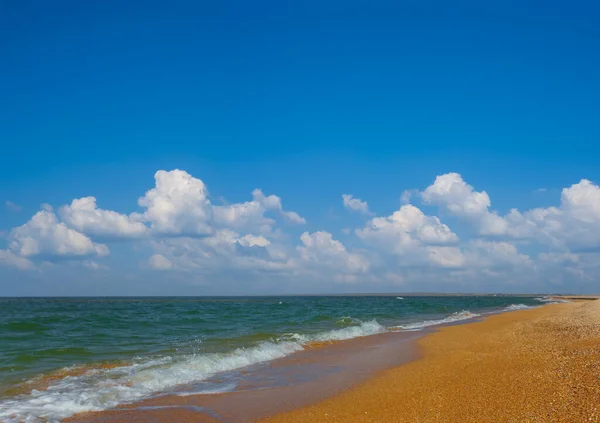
[0,320,385,422]
[502,304,534,311]
[390,310,480,331]
[335,316,362,326]
[535,296,570,304]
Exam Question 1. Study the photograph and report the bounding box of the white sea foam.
[502,304,534,311]
[535,296,570,304]
[0,319,385,423]
[396,296,404,300]
[282,319,385,344]
[174,382,238,396]
[390,310,481,331]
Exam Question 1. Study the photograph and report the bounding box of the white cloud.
[536,251,600,286]
[400,189,418,204]
[464,240,533,268]
[137,169,213,236]
[503,179,600,250]
[213,199,273,234]
[342,194,371,215]
[60,197,147,239]
[297,231,369,274]
[355,204,461,269]
[421,174,600,251]
[213,188,305,235]
[560,179,600,223]
[427,246,466,268]
[148,230,368,283]
[282,210,306,224]
[357,204,458,253]
[0,249,33,269]
[8,208,109,259]
[137,171,305,238]
[148,254,173,270]
[149,228,291,274]
[251,189,306,224]
[238,234,270,248]
[421,173,507,235]
[4,168,600,293]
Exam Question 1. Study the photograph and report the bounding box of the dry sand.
[262,300,600,423]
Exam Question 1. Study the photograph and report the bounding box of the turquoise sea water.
[0,295,555,421]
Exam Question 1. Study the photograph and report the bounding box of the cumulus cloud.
[148,254,173,270]
[148,230,368,283]
[136,170,305,238]
[505,179,600,250]
[60,197,147,239]
[421,173,600,252]
[136,170,213,236]
[297,231,370,275]
[213,199,272,234]
[561,179,600,221]
[355,204,460,269]
[3,168,600,292]
[427,246,466,268]
[421,173,507,235]
[464,240,533,268]
[400,189,419,205]
[342,194,371,215]
[213,189,305,235]
[238,234,271,248]
[0,249,33,269]
[8,208,109,259]
[251,189,306,224]
[148,228,292,274]
[1,169,302,272]
[357,204,458,252]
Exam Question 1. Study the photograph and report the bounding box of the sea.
[0,295,564,422]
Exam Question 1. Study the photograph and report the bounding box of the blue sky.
[1,0,599,295]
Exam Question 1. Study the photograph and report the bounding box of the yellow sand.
[262,301,600,423]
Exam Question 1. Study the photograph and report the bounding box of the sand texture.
[262,301,600,423]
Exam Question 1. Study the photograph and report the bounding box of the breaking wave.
[502,304,534,311]
[390,310,481,331]
[0,320,385,422]
[535,296,570,304]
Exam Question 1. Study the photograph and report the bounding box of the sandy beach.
[63,299,600,423]
[263,299,600,423]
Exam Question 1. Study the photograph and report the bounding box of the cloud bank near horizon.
[2,169,599,294]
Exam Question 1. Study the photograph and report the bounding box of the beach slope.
[262,300,600,423]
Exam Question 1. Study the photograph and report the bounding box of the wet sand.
[264,300,600,423]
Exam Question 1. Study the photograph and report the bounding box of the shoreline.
[263,300,600,422]
[69,300,600,422]
[63,301,572,423]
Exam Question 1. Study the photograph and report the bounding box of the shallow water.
[0,295,549,421]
